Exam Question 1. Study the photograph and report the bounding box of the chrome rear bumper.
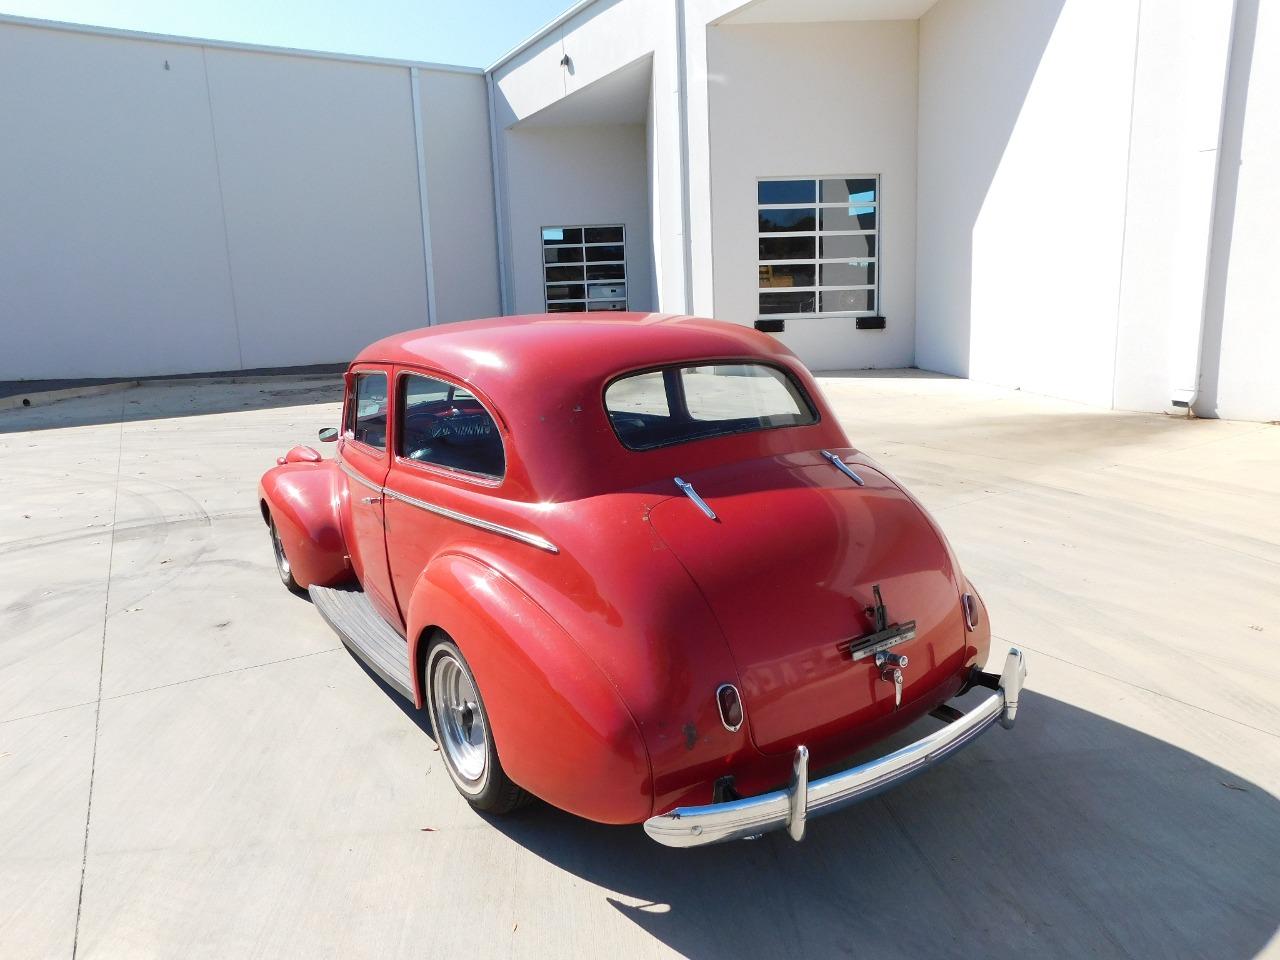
[644,648,1026,848]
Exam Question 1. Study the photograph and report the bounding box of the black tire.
[268,514,303,594]
[426,636,530,814]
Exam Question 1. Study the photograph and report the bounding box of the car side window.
[346,372,388,449]
[398,373,504,479]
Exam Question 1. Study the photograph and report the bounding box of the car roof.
[351,312,827,501]
[353,313,796,401]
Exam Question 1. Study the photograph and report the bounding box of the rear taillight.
[962,593,980,631]
[716,683,743,732]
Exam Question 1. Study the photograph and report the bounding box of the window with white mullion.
[542,224,628,313]
[757,176,879,317]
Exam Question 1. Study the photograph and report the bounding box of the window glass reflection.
[759,264,816,288]
[584,226,624,243]
[758,208,816,232]
[819,261,875,286]
[820,234,876,259]
[758,180,815,205]
[820,179,877,203]
[760,291,817,314]
[758,236,815,261]
[819,289,874,313]
[585,245,625,263]
[542,227,582,245]
[586,263,625,281]
[820,206,876,231]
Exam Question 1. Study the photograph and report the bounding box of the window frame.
[392,368,507,485]
[756,175,880,320]
[602,360,821,452]
[343,369,390,455]
[541,223,628,313]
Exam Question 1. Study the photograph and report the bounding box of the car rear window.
[605,363,816,450]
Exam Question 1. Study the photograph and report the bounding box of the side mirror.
[318,427,339,443]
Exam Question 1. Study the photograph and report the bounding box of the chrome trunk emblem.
[840,585,916,710]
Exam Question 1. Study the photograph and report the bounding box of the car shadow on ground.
[484,690,1280,960]
[0,378,343,433]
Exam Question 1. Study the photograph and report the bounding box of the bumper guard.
[644,647,1026,848]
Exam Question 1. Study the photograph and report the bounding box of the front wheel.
[268,515,302,593]
[426,637,530,814]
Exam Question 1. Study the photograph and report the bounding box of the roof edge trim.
[0,12,484,74]
[485,0,602,74]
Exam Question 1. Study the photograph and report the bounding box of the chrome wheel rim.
[432,653,487,785]
[270,521,291,584]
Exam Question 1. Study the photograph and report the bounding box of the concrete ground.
[1,372,1277,960]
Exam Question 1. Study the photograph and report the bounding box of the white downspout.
[485,70,514,315]
[675,0,694,314]
[1173,0,1239,415]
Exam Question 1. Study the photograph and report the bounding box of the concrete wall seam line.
[485,71,514,315]
[200,44,245,370]
[410,67,439,327]
[0,12,482,74]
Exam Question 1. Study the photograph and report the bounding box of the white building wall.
[917,0,1140,407]
[1112,0,1235,414]
[0,22,242,379]
[0,18,488,380]
[202,47,430,369]
[705,19,918,370]
[1199,0,1280,423]
[502,124,653,316]
[419,70,503,326]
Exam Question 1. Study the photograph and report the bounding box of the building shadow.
[344,646,436,740]
[484,689,1279,959]
[0,375,343,434]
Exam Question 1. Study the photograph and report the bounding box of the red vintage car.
[258,313,1025,847]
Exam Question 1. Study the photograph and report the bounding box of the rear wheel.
[268,515,302,593]
[426,637,529,814]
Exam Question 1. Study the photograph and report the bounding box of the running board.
[310,584,414,700]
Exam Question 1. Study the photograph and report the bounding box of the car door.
[383,367,508,607]
[338,365,401,628]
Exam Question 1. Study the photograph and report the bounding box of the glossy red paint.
[257,460,349,589]
[259,313,991,822]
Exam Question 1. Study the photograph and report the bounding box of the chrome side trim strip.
[382,486,559,554]
[674,476,717,520]
[821,450,865,486]
[338,460,383,493]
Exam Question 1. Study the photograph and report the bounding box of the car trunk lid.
[648,451,968,756]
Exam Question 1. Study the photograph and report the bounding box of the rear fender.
[258,461,352,589]
[406,553,652,824]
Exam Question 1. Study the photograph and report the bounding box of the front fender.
[406,553,652,825]
[258,461,352,589]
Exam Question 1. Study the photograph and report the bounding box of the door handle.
[360,495,383,505]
